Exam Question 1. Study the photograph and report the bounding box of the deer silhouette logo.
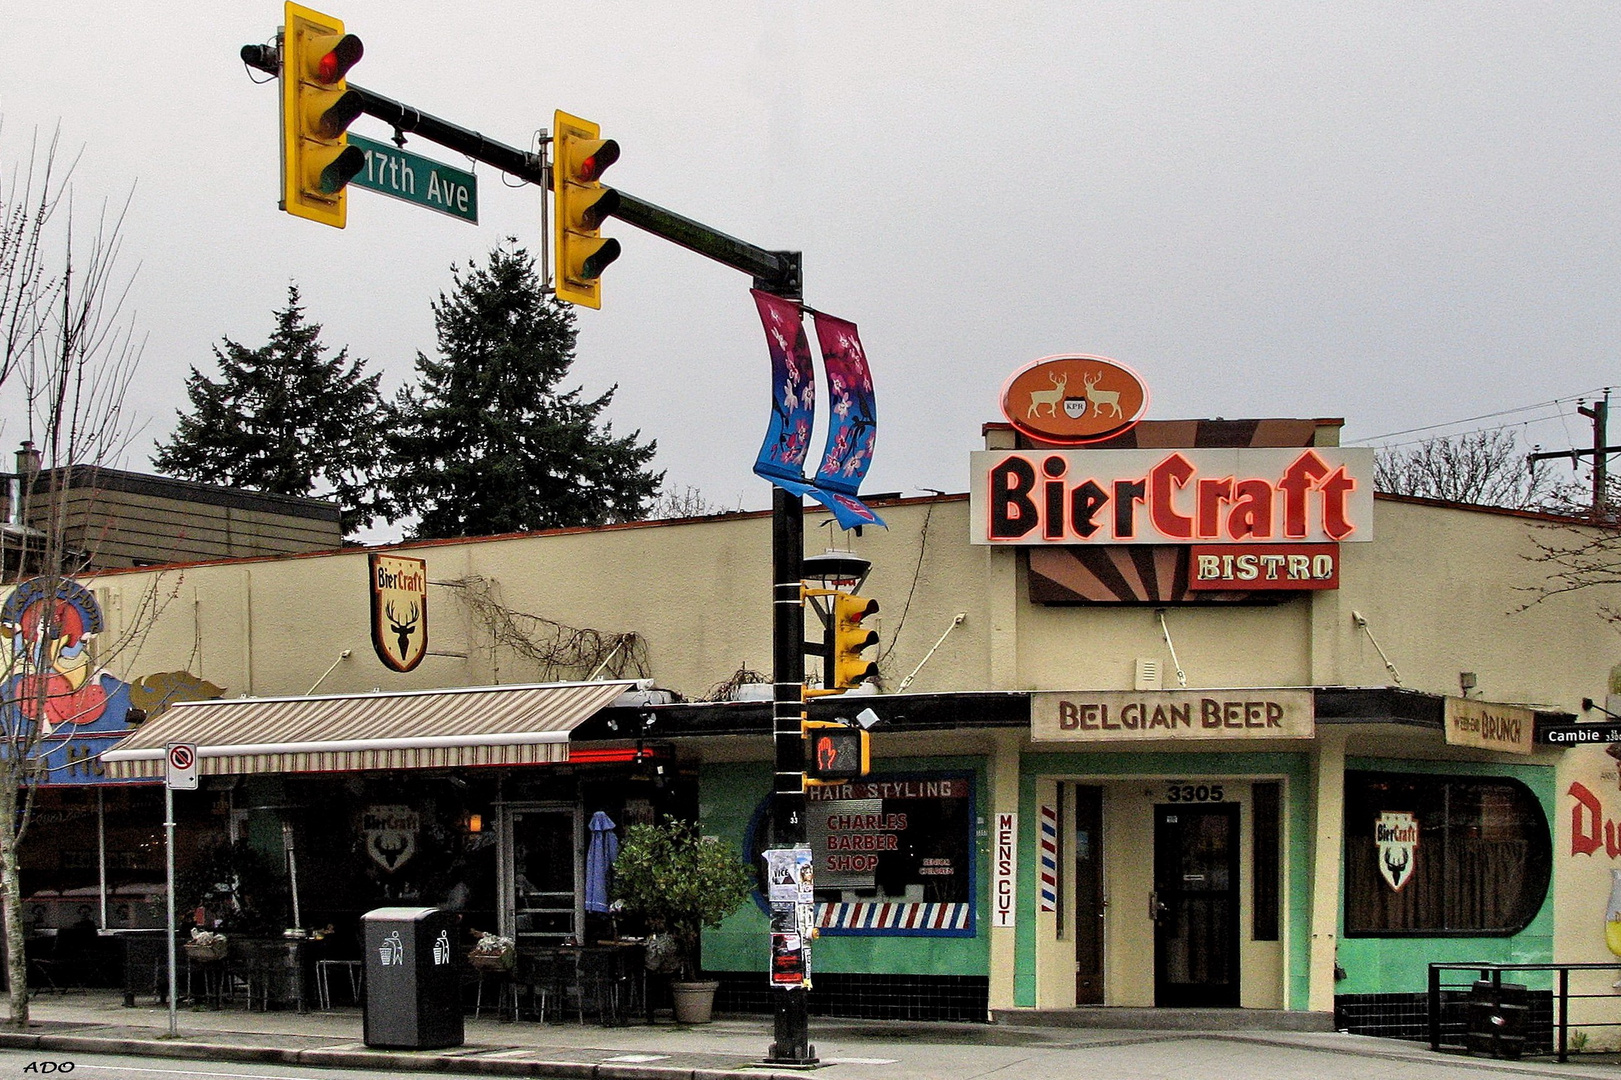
[1083,372,1124,418]
[385,600,420,658]
[1375,810,1418,893]
[1026,372,1067,418]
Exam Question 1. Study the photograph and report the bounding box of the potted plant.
[183,928,228,963]
[612,817,754,1024]
[468,931,516,973]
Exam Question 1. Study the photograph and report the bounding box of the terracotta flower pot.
[669,979,720,1024]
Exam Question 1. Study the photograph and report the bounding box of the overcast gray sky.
[3,2,1617,536]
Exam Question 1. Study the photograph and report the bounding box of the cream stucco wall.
[83,493,1614,714]
[88,500,996,702]
[67,482,1621,1022]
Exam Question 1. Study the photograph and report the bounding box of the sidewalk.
[3,992,1621,1080]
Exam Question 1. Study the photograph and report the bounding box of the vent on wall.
[1134,658,1162,691]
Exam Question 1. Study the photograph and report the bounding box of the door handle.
[1149,891,1168,923]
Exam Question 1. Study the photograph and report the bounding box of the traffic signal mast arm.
[240,45,801,295]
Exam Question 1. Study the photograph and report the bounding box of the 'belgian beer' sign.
[1031,689,1316,742]
[969,447,1374,546]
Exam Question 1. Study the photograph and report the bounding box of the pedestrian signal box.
[804,720,869,784]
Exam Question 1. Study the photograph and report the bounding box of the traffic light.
[281,2,367,228]
[552,110,622,309]
[832,593,880,689]
[804,721,869,784]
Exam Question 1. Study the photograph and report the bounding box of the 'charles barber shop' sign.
[1032,689,1315,742]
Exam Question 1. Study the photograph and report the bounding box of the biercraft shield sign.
[369,554,428,672]
[364,804,420,873]
[1376,810,1419,892]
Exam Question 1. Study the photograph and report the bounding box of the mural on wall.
[1566,749,1621,963]
[0,577,223,785]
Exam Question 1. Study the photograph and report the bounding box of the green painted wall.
[696,748,1554,1003]
[1336,755,1557,994]
[1016,752,1315,1010]
[699,757,991,976]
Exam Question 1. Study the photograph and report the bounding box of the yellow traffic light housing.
[832,593,880,689]
[803,720,869,785]
[281,2,366,228]
[553,110,622,309]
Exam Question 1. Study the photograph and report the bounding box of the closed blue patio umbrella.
[585,811,619,914]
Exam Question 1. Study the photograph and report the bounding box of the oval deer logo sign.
[1000,354,1148,444]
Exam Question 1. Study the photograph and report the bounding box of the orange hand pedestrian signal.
[804,721,868,784]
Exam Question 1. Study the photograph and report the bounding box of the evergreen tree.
[384,241,661,539]
[152,285,388,536]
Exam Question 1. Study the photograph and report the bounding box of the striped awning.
[100,681,633,779]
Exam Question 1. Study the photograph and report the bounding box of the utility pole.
[1529,389,1619,521]
[240,43,816,1064]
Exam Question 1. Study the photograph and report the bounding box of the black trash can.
[1466,979,1528,1060]
[361,907,464,1050]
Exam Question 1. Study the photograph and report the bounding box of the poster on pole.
[764,846,814,904]
[165,743,198,791]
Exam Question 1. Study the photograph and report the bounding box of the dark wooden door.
[1073,785,1105,1004]
[1153,803,1239,1007]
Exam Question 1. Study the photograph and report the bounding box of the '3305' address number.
[1165,783,1224,803]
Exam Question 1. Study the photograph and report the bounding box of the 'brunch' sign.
[1444,697,1534,756]
[1031,689,1315,742]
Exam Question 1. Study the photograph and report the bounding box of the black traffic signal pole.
[242,44,815,1064]
[241,48,803,295]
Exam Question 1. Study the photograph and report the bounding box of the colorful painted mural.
[0,576,222,785]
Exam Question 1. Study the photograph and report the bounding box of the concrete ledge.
[993,1008,1336,1032]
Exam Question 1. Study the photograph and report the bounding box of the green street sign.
[348,134,478,224]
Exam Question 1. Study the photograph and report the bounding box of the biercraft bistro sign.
[1032,689,1315,742]
[970,447,1375,546]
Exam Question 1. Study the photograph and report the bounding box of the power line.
[1347,387,1611,445]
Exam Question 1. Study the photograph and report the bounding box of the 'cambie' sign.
[969,447,1375,545]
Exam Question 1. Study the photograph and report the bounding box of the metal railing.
[1428,962,1621,1062]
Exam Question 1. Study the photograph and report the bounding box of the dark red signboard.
[1186,543,1340,590]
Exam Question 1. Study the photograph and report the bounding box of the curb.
[0,1031,801,1080]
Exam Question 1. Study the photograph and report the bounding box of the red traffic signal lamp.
[281,2,367,228]
[553,111,622,309]
[832,593,880,689]
[803,721,869,784]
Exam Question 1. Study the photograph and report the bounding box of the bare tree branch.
[0,127,153,1027]
[1374,428,1579,511]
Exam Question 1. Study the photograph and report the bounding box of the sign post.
[164,743,196,1035]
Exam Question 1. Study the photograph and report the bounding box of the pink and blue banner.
[751,290,817,489]
[750,291,883,530]
[807,312,881,528]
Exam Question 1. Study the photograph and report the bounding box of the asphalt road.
[5,1040,1621,1080]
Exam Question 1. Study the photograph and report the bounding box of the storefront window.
[1343,771,1550,937]
[1252,781,1280,941]
[754,771,976,937]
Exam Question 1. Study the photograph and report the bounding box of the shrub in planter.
[612,817,754,984]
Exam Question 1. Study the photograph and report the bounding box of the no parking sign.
[165,743,198,790]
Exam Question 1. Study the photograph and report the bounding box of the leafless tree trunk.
[0,126,151,1027]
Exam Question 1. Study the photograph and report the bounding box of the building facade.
[16,410,1619,1033]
